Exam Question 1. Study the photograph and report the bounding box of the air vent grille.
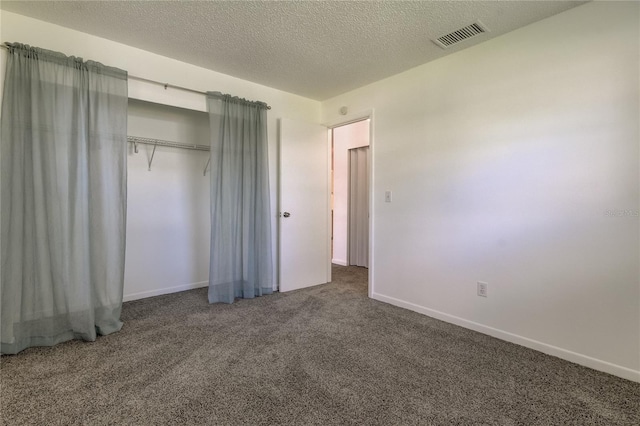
[433,21,488,49]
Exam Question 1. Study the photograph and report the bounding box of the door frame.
[324,110,375,298]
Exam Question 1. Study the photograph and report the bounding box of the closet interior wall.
[124,99,210,301]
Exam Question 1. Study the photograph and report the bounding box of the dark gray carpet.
[2,265,639,425]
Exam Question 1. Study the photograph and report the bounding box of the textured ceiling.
[1,1,586,100]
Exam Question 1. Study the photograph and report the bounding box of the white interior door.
[279,118,330,292]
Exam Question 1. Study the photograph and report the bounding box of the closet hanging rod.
[128,136,210,172]
[1,43,271,110]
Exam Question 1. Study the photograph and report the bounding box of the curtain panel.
[207,92,273,304]
[0,43,128,354]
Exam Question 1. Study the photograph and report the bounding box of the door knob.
[283,212,291,218]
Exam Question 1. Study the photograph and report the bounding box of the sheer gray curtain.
[207,92,273,304]
[349,146,369,268]
[0,43,128,354]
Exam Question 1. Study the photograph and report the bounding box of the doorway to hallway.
[330,119,370,269]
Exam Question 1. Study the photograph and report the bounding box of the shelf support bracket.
[148,142,157,171]
[203,156,211,176]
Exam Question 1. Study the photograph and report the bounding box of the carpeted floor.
[1,265,639,425]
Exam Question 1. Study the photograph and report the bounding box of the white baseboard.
[123,281,208,302]
[371,292,640,383]
[332,259,348,266]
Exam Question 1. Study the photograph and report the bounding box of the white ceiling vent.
[433,21,489,49]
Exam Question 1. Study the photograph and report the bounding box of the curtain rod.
[128,75,272,110]
[1,43,271,110]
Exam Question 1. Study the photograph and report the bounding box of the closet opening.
[124,99,210,302]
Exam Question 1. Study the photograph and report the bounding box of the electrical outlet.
[477,281,488,297]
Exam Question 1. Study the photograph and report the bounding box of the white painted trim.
[323,108,374,129]
[371,292,640,383]
[332,259,348,266]
[123,281,208,302]
[326,128,333,284]
[276,118,283,291]
[366,110,375,299]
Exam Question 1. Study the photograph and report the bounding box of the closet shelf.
[127,136,210,152]
[127,136,210,172]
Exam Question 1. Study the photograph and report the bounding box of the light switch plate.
[477,281,488,297]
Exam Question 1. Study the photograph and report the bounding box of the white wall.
[322,2,640,381]
[0,11,321,298]
[332,120,369,265]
